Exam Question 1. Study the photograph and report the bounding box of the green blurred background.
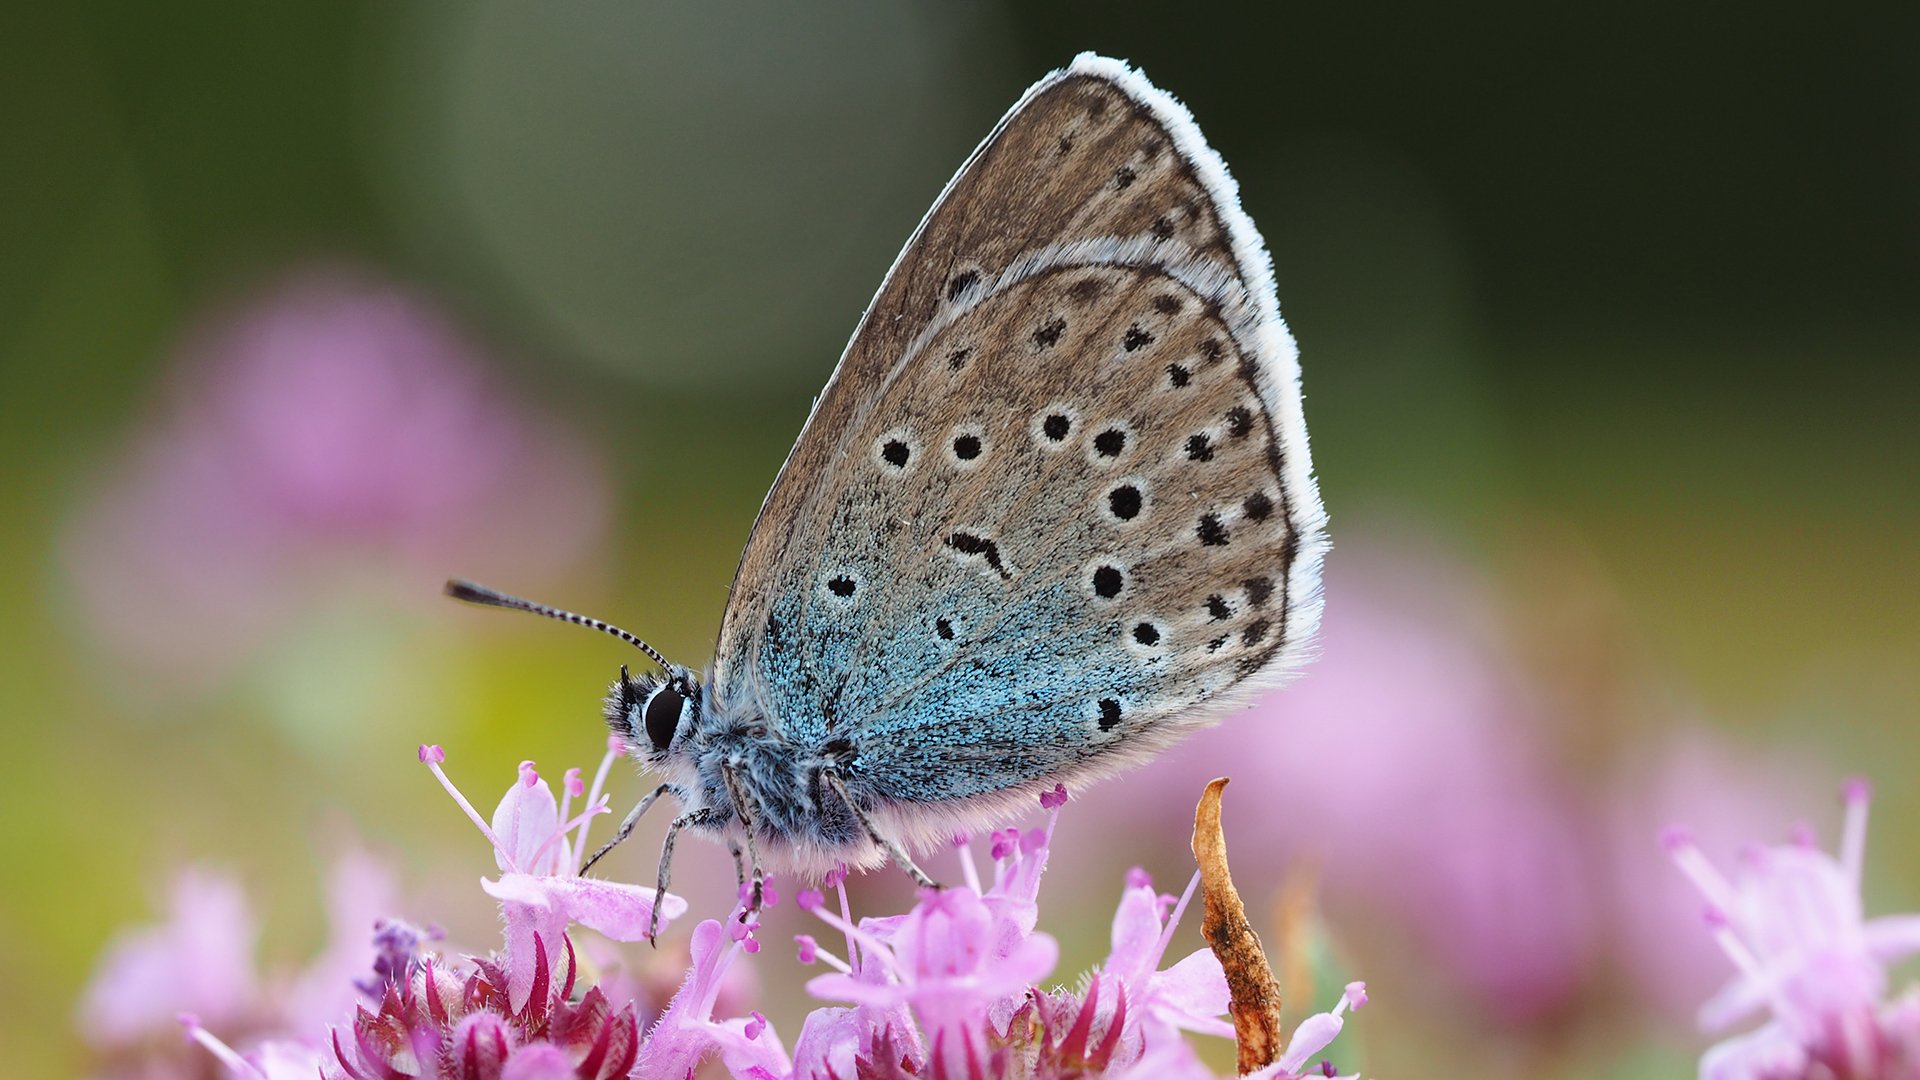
[3,4,1915,1077]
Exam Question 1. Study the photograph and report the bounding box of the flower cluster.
[61,265,609,696]
[84,744,1374,1080]
[1666,778,1920,1079]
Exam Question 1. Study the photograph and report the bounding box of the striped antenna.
[445,578,672,674]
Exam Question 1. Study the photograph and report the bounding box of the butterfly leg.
[650,805,728,945]
[718,762,767,919]
[580,782,671,875]
[821,770,941,890]
[727,838,747,889]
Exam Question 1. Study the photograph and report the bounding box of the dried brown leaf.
[1192,777,1285,1075]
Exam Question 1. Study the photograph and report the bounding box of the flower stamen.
[420,745,515,869]
[573,736,624,874]
[178,1014,262,1078]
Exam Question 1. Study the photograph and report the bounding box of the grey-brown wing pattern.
[709,55,1325,810]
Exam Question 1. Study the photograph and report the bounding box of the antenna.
[445,578,672,674]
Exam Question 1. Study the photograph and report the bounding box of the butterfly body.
[458,54,1326,889]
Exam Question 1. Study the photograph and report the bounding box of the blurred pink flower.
[79,849,399,1079]
[62,265,609,688]
[1065,537,1595,1024]
[82,868,259,1045]
[1604,726,1829,1018]
[1668,779,1920,1079]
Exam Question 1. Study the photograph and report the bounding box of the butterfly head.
[606,661,702,760]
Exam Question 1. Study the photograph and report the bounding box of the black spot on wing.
[1197,513,1229,547]
[947,531,1010,579]
[1067,278,1107,303]
[1225,406,1254,438]
[1245,577,1274,607]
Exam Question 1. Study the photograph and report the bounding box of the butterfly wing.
[710,54,1326,831]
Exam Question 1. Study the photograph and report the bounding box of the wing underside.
[710,54,1327,809]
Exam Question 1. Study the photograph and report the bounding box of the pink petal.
[544,876,689,941]
[1865,914,1920,965]
[1276,1010,1345,1073]
[250,1041,330,1080]
[1104,884,1164,982]
[1697,971,1774,1035]
[1699,1021,1808,1080]
[1147,949,1233,1035]
[491,767,561,875]
[635,920,754,1080]
[1005,932,1061,987]
[805,971,908,1011]
[1155,948,1229,1008]
[1104,1039,1220,1080]
[707,1014,794,1078]
[789,1007,863,1080]
[1739,846,1862,959]
[480,876,567,1012]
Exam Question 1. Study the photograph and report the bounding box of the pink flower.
[789,788,1273,1079]
[1606,727,1829,1019]
[1091,869,1234,1063]
[321,929,646,1080]
[61,265,609,691]
[419,742,688,1012]
[82,869,259,1045]
[122,742,1378,1080]
[79,849,399,1072]
[635,916,794,1080]
[802,802,1067,1076]
[1668,778,1920,1078]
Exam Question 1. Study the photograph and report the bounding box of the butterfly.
[449,53,1326,937]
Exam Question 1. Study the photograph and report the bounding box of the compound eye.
[642,685,684,751]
